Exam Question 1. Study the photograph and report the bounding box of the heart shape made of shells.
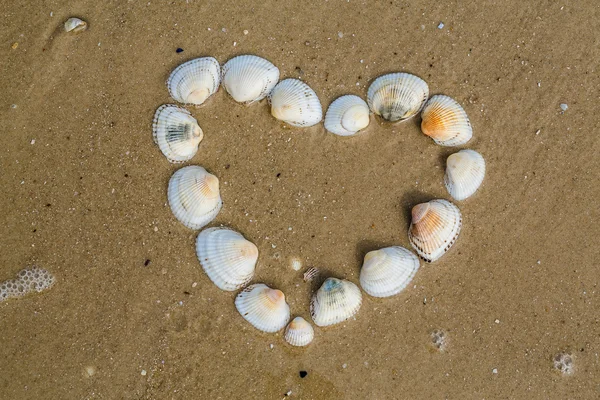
[153,55,486,347]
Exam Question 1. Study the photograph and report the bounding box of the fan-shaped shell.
[235,283,290,332]
[152,104,203,163]
[359,246,420,297]
[167,57,220,106]
[421,95,472,146]
[367,73,429,122]
[167,166,222,230]
[324,95,370,136]
[196,227,258,291]
[408,199,462,263]
[444,150,485,200]
[222,55,279,104]
[284,317,315,347]
[268,79,322,127]
[64,17,87,33]
[310,278,362,327]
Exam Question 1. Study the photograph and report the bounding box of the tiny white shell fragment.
[64,18,87,33]
[284,317,314,346]
[324,95,370,136]
[310,277,362,327]
[167,57,220,106]
[269,79,322,127]
[359,246,419,298]
[222,55,279,104]
[152,104,203,163]
[408,199,462,262]
[444,149,485,200]
[367,73,429,122]
[167,166,222,230]
[420,95,472,146]
[235,283,291,332]
[196,227,258,291]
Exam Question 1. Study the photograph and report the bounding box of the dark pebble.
[299,371,308,378]
[144,259,151,266]
[176,48,184,53]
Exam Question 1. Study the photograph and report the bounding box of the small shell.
[367,73,429,122]
[196,227,258,291]
[359,246,420,298]
[303,267,319,282]
[152,104,203,163]
[268,79,322,127]
[444,150,485,200]
[167,57,220,106]
[408,199,462,263]
[284,317,315,347]
[310,278,362,327]
[64,18,87,33]
[324,95,370,136]
[167,166,222,230]
[235,283,290,332]
[222,55,279,104]
[420,95,472,146]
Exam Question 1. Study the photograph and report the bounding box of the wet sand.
[1,0,599,398]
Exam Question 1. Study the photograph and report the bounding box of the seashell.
[408,199,462,263]
[359,246,420,298]
[324,95,370,136]
[367,72,429,122]
[303,267,319,282]
[152,104,203,163]
[167,57,220,106]
[235,283,290,332]
[167,166,222,230]
[221,55,279,104]
[195,227,258,291]
[310,278,362,327]
[284,317,315,347]
[420,95,472,146]
[64,18,87,33]
[444,149,485,200]
[268,79,322,127]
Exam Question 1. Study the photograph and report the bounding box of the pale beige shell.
[444,150,485,200]
[367,73,429,122]
[310,278,362,327]
[284,317,314,346]
[421,95,472,146]
[235,283,290,332]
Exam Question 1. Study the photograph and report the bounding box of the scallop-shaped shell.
[167,57,220,106]
[196,227,258,291]
[359,246,420,298]
[444,150,485,200]
[310,278,362,327]
[64,18,87,33]
[152,104,203,163]
[421,95,472,146]
[324,95,370,136]
[222,55,279,104]
[167,166,222,230]
[408,199,462,263]
[284,317,315,347]
[235,283,290,332]
[268,79,322,127]
[367,73,429,122]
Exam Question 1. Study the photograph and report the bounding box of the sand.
[1,0,599,398]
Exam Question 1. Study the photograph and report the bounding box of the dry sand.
[1,0,599,398]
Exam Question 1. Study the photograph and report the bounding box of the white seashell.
[421,95,472,146]
[359,246,420,298]
[303,267,319,282]
[408,199,462,263]
[152,104,203,163]
[324,95,370,136]
[195,227,258,291]
[284,317,315,347]
[167,166,222,230]
[310,277,362,327]
[64,18,87,33]
[268,79,322,127]
[167,57,220,106]
[444,150,485,200]
[367,72,429,122]
[235,283,290,332]
[222,55,279,104]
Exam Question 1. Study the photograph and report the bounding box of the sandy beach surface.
[1,0,599,398]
